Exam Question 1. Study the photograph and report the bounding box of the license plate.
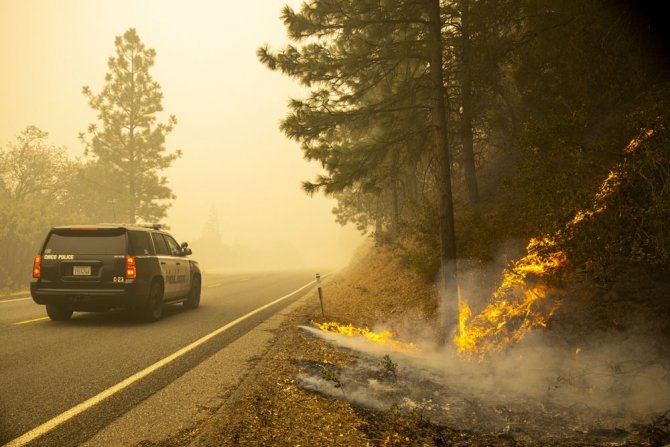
[73,265,91,276]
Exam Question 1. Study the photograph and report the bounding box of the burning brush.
[312,321,418,353]
[455,129,657,358]
[455,239,567,357]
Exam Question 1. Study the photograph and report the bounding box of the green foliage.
[0,127,84,290]
[319,364,345,397]
[514,0,662,125]
[378,354,398,381]
[506,118,599,234]
[332,188,383,234]
[562,98,670,281]
[402,248,440,282]
[80,28,180,224]
[319,365,342,387]
[453,206,499,261]
[259,0,441,235]
[502,0,667,234]
[262,0,669,303]
[400,202,441,280]
[0,126,74,203]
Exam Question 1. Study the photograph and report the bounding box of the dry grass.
[135,243,441,446]
[314,242,439,336]
[188,242,441,446]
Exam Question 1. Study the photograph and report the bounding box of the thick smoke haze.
[297,251,669,441]
[299,324,670,440]
[0,0,364,271]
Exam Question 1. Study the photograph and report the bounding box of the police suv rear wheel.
[184,276,201,310]
[46,303,73,321]
[141,282,164,322]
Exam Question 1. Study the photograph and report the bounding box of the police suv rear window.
[44,229,126,255]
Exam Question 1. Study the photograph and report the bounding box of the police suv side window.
[164,235,182,257]
[152,233,170,256]
[129,231,153,256]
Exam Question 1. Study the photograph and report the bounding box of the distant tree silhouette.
[191,207,226,270]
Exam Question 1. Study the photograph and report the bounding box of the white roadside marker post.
[316,273,325,317]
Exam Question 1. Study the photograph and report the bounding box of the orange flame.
[454,128,655,357]
[314,321,418,352]
[454,240,566,357]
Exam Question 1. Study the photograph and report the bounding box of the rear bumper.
[30,283,147,311]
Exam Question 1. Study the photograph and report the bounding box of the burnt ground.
[133,245,670,447]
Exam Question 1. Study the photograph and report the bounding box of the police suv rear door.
[151,232,179,299]
[39,227,127,290]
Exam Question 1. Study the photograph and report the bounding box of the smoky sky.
[0,0,364,270]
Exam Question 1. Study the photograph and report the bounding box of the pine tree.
[80,28,181,223]
[260,0,459,328]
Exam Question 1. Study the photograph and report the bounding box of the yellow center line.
[14,317,50,325]
[206,283,221,288]
[4,278,318,447]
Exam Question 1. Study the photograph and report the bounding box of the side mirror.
[180,242,192,256]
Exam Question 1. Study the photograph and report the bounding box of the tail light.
[126,256,137,279]
[32,255,41,278]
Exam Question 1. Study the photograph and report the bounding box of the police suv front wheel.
[46,303,73,321]
[184,276,201,310]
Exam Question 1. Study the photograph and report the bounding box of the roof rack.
[138,223,163,230]
[96,223,126,227]
[97,223,163,230]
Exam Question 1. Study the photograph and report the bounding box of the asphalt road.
[0,270,320,447]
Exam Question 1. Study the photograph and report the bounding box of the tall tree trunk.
[460,0,479,204]
[391,149,401,235]
[392,179,400,235]
[427,0,459,332]
[128,53,137,224]
[128,148,136,224]
[374,217,383,243]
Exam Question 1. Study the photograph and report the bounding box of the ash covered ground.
[297,324,670,446]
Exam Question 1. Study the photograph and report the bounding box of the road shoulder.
[82,293,315,447]
[184,298,369,446]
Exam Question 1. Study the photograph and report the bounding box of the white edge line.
[3,278,320,447]
[0,297,32,303]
